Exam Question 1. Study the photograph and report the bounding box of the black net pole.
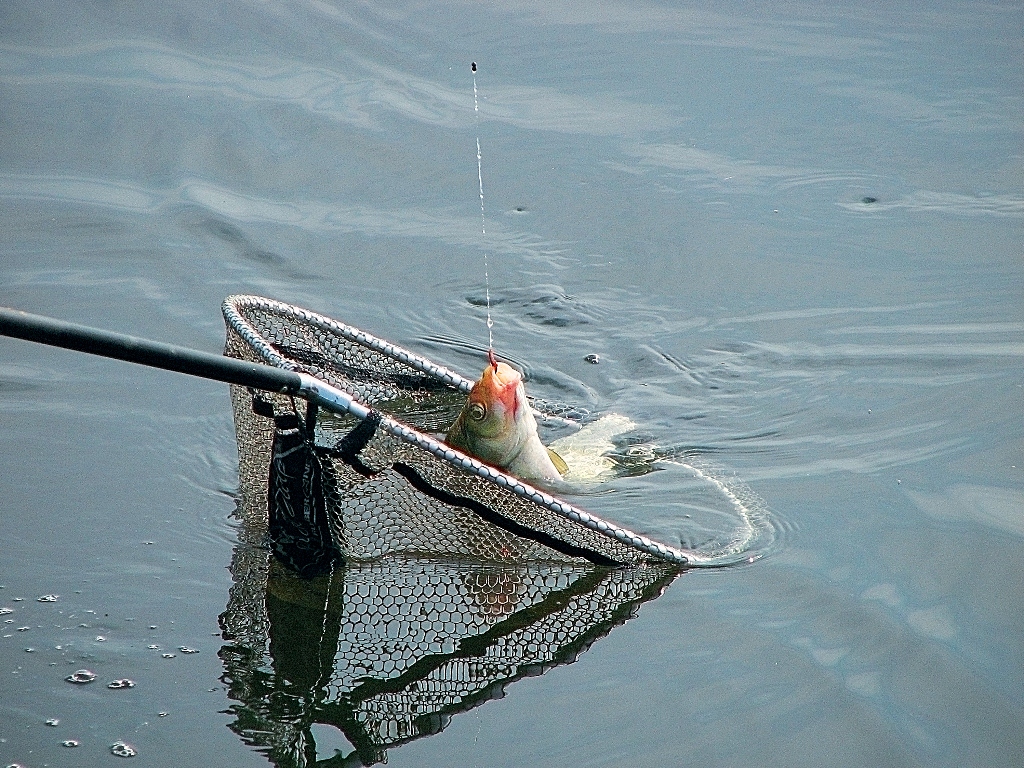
[0,306,303,395]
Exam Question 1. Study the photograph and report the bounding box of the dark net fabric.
[224,295,685,567]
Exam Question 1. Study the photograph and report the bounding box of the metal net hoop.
[222,295,690,567]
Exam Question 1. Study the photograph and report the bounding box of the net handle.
[0,306,304,395]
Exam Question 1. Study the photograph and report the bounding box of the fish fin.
[547,447,569,475]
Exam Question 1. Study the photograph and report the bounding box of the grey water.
[1,1,1022,765]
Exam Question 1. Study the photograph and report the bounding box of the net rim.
[223,294,473,392]
[222,294,692,567]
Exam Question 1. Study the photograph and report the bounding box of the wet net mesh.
[223,295,689,569]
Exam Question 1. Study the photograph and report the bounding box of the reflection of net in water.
[219,542,676,767]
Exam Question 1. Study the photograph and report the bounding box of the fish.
[546,413,637,483]
[446,350,567,484]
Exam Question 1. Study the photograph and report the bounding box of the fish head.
[447,356,564,482]
[462,360,525,440]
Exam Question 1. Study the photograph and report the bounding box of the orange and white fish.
[446,351,567,484]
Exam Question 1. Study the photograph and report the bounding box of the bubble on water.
[0,608,12,615]
[17,626,30,632]
[63,740,80,748]
[37,594,58,602]
[158,711,169,717]
[66,669,97,684]
[24,648,35,653]
[147,644,160,650]
[107,679,136,689]
[7,762,28,768]
[95,635,106,642]
[110,741,137,758]
[45,718,59,726]
[162,653,176,659]
[584,353,601,364]
[179,646,199,654]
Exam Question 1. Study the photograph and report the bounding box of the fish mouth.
[481,362,522,416]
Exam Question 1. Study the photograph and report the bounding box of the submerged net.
[223,295,691,568]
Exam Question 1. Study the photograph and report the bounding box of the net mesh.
[219,541,676,766]
[223,295,689,567]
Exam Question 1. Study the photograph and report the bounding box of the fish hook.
[487,347,499,372]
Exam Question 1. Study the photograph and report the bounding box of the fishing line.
[659,458,776,564]
[472,61,495,357]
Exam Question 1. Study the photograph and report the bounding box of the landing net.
[223,295,692,568]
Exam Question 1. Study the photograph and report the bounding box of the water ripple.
[0,172,566,265]
[748,340,1024,362]
[839,190,1024,217]
[621,141,1023,216]
[908,484,1024,539]
[0,40,669,136]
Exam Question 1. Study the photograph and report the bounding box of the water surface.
[1,1,1022,766]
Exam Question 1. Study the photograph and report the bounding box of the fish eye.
[468,403,486,421]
